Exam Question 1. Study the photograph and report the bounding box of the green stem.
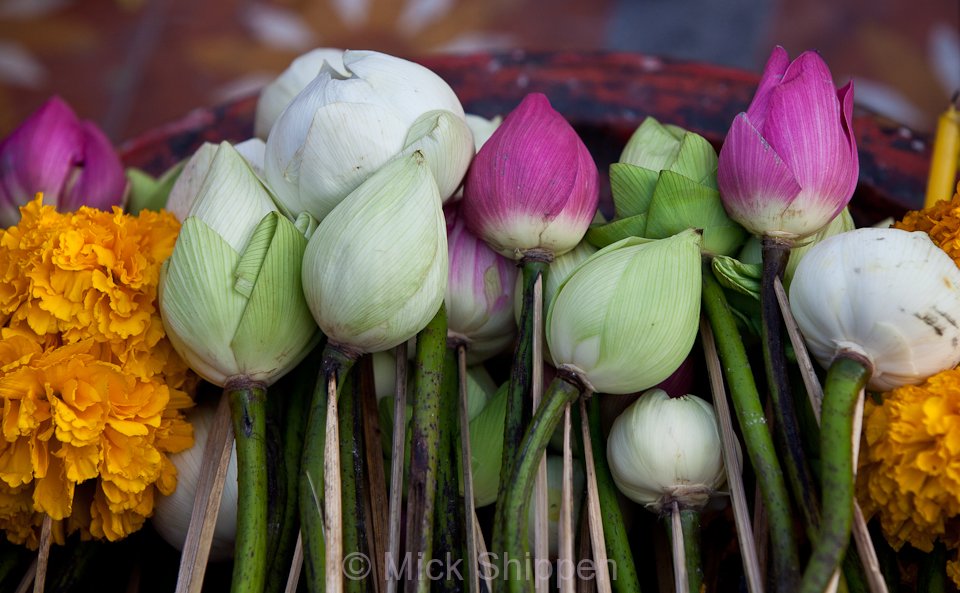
[761,239,821,538]
[799,355,869,593]
[266,344,320,593]
[680,509,703,593]
[918,541,948,593]
[701,266,801,592]
[300,344,358,593]
[588,396,642,593]
[227,379,269,593]
[502,375,582,593]
[495,260,549,522]
[340,368,367,593]
[434,348,462,593]
[405,305,448,593]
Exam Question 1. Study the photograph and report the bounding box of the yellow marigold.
[857,367,960,587]
[0,197,195,545]
[894,180,960,263]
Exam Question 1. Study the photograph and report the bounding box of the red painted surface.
[119,51,932,224]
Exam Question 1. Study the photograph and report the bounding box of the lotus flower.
[461,93,599,259]
[717,47,858,241]
[0,96,125,226]
[264,50,471,221]
[445,201,517,362]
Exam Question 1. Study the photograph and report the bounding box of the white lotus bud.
[301,151,447,353]
[159,142,319,386]
[264,50,467,222]
[153,402,239,561]
[254,48,347,139]
[790,227,960,391]
[546,231,702,394]
[607,389,726,510]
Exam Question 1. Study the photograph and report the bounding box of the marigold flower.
[894,181,960,263]
[857,367,960,587]
[0,196,194,546]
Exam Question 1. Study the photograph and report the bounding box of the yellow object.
[857,369,960,588]
[0,197,195,546]
[924,96,960,208]
[895,181,960,263]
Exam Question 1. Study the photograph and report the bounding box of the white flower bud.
[790,227,960,391]
[607,389,726,510]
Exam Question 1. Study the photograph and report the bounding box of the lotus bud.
[446,202,518,362]
[159,142,320,386]
[546,230,702,394]
[264,50,467,222]
[153,401,238,561]
[718,47,858,241]
[302,152,447,354]
[166,140,268,221]
[372,350,398,401]
[0,96,125,226]
[461,93,599,259]
[125,162,183,215]
[607,389,726,510]
[468,383,507,507]
[527,456,585,558]
[400,110,475,202]
[790,227,960,391]
[254,47,347,139]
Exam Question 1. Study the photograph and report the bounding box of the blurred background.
[0,0,956,143]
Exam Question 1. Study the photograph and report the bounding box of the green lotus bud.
[468,382,507,507]
[159,143,320,386]
[302,152,447,354]
[607,389,727,510]
[526,456,585,558]
[546,230,702,394]
[599,117,746,256]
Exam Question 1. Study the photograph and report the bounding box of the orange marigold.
[857,367,960,587]
[0,197,195,545]
[894,181,960,263]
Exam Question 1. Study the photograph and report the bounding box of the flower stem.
[587,396,642,593]
[496,260,549,509]
[340,366,368,593]
[680,508,703,593]
[761,238,821,539]
[226,378,269,593]
[405,305,448,593]
[501,375,582,593]
[701,266,801,592]
[800,355,869,593]
[266,345,321,593]
[434,347,463,593]
[300,344,358,593]
[918,541,948,593]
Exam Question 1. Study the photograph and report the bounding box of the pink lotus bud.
[461,93,599,259]
[0,97,126,226]
[717,47,858,241]
[445,202,518,362]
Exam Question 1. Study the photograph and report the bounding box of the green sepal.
[585,213,648,248]
[125,163,183,214]
[609,162,658,219]
[232,213,318,373]
[711,254,762,300]
[234,212,276,298]
[619,117,685,171]
[645,170,747,256]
